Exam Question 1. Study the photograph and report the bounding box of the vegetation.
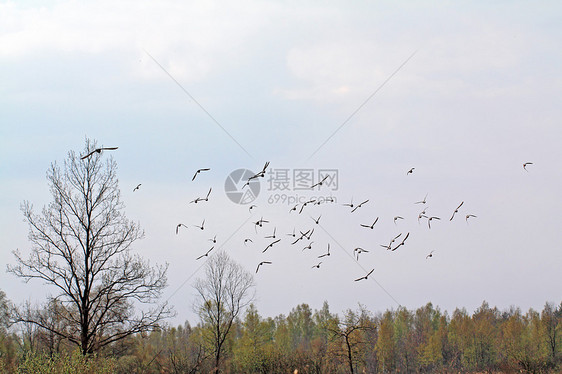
[0,293,560,373]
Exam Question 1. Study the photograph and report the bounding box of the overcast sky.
[1,1,561,325]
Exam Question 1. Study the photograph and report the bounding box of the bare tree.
[326,307,375,374]
[8,139,172,355]
[193,251,255,373]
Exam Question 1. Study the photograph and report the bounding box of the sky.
[1,0,561,326]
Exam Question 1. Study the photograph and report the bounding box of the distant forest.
[0,293,560,373]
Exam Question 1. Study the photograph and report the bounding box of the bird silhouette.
[299,200,316,214]
[133,184,141,192]
[354,247,369,260]
[360,217,379,229]
[209,235,217,243]
[318,244,331,258]
[80,147,118,160]
[465,214,477,223]
[302,242,314,251]
[244,161,270,187]
[523,162,533,171]
[256,261,272,273]
[407,167,415,175]
[263,239,281,253]
[291,230,309,245]
[289,204,299,213]
[415,193,428,204]
[354,269,374,282]
[351,200,369,213]
[287,228,296,237]
[343,198,354,209]
[194,219,205,230]
[203,188,212,201]
[265,227,277,239]
[196,246,214,260]
[394,216,404,225]
[311,215,321,225]
[310,175,329,189]
[311,262,322,269]
[244,238,253,246]
[392,232,410,251]
[192,168,210,181]
[249,204,257,213]
[428,216,440,229]
[175,223,188,234]
[426,250,435,259]
[450,201,464,221]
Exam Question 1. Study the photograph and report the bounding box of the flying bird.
[427,216,440,229]
[192,168,210,181]
[299,200,316,214]
[310,175,329,189]
[354,269,374,282]
[415,193,428,204]
[291,230,310,245]
[287,228,296,237]
[194,219,205,230]
[318,244,331,258]
[450,201,464,221]
[249,204,257,213]
[351,200,369,213]
[262,239,281,253]
[392,232,410,251]
[244,161,271,187]
[80,147,118,160]
[465,214,477,223]
[302,242,314,251]
[407,167,415,175]
[256,261,272,273]
[311,215,321,225]
[203,188,212,201]
[343,198,354,209]
[265,227,277,239]
[196,246,214,260]
[426,250,435,259]
[175,223,188,234]
[523,162,533,171]
[354,247,369,260]
[311,262,322,269]
[394,216,404,225]
[244,238,253,246]
[209,235,217,243]
[289,204,299,213]
[133,184,141,192]
[360,217,379,229]
[382,233,402,250]
[189,189,211,204]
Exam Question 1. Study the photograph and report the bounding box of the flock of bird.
[169,160,490,283]
[80,147,534,284]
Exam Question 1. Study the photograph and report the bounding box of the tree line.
[0,289,560,373]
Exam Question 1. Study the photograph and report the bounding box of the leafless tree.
[326,307,375,374]
[7,139,172,355]
[193,251,255,373]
